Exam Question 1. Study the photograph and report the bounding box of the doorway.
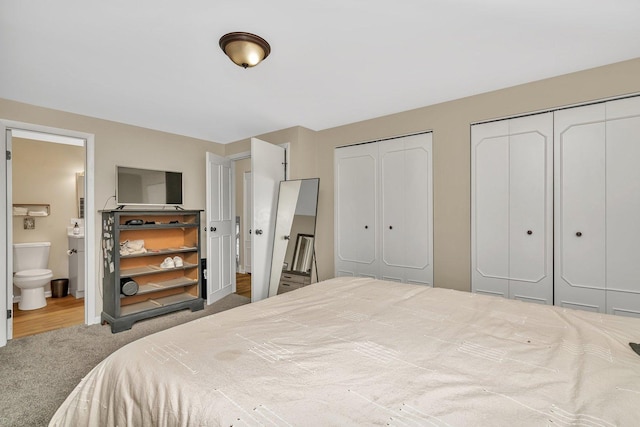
[11,134,84,337]
[1,121,96,347]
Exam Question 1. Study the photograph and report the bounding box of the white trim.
[228,150,251,161]
[471,91,640,127]
[10,129,85,146]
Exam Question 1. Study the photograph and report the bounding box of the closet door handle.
[210,227,216,232]
[527,230,532,235]
[576,231,582,237]
[255,229,263,235]
[389,226,393,230]
[364,225,368,229]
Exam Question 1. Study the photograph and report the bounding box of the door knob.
[255,229,263,235]
[389,226,393,230]
[364,225,368,229]
[284,235,290,240]
[576,231,582,237]
[210,227,217,232]
[527,230,532,235]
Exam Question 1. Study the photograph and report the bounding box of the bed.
[50,277,640,426]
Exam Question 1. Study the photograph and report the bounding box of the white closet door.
[554,103,606,312]
[604,96,640,316]
[472,113,552,303]
[508,113,553,304]
[335,143,378,278]
[472,120,510,297]
[379,133,433,285]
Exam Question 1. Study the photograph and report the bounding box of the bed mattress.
[50,277,640,426]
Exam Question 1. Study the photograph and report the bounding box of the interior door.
[605,96,640,316]
[508,113,553,304]
[379,133,432,286]
[472,115,552,303]
[205,152,235,305]
[554,103,607,312]
[251,138,285,302]
[334,143,378,278]
[472,120,510,298]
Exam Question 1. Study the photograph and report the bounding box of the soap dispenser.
[73,222,80,235]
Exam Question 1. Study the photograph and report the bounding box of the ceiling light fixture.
[219,32,271,69]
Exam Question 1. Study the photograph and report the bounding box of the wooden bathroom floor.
[236,273,251,299]
[12,295,84,338]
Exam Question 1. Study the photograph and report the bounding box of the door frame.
[1,119,96,347]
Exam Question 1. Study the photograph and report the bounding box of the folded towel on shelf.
[13,207,28,215]
[27,210,48,217]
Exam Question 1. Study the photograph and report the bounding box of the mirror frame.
[267,178,319,297]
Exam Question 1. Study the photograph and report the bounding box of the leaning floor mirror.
[268,178,320,297]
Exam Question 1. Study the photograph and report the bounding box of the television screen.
[116,166,183,206]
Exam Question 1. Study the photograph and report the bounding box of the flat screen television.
[116,166,183,207]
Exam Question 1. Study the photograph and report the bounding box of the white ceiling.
[1,1,639,144]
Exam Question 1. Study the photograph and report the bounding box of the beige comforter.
[50,277,640,426]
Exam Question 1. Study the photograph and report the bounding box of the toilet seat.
[15,268,52,278]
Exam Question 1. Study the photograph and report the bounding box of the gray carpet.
[0,293,250,427]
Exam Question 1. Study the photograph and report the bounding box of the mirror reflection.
[268,178,319,297]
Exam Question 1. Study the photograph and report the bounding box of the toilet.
[13,242,53,310]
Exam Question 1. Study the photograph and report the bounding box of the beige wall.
[1,98,223,316]
[12,138,84,297]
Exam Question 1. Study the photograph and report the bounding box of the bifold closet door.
[555,96,640,316]
[334,143,378,278]
[472,113,553,304]
[379,133,433,285]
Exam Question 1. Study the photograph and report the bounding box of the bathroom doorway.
[12,133,84,337]
[1,121,96,346]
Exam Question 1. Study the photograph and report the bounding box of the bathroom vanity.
[67,236,85,298]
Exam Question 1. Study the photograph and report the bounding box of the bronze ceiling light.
[219,32,271,68]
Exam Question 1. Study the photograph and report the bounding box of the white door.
[206,152,235,305]
[555,97,640,316]
[251,138,285,302]
[472,120,511,298]
[605,96,640,316]
[1,128,12,346]
[379,133,433,286]
[472,113,553,304]
[507,113,553,304]
[243,171,252,274]
[334,143,378,278]
[554,103,606,312]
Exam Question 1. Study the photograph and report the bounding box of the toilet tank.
[13,242,51,272]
